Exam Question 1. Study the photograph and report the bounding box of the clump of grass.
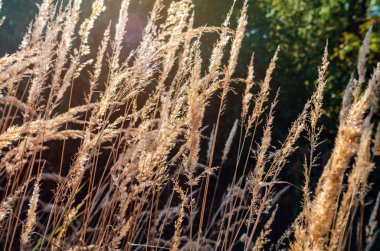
[0,0,379,250]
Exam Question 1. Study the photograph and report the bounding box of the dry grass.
[0,0,379,250]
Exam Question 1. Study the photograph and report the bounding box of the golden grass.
[0,0,379,250]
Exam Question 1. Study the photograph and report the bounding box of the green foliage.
[195,0,380,139]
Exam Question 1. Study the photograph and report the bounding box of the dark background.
[0,0,380,249]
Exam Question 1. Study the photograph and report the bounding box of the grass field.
[0,0,379,250]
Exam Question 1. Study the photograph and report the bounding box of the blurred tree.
[194,0,380,140]
[0,0,41,55]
